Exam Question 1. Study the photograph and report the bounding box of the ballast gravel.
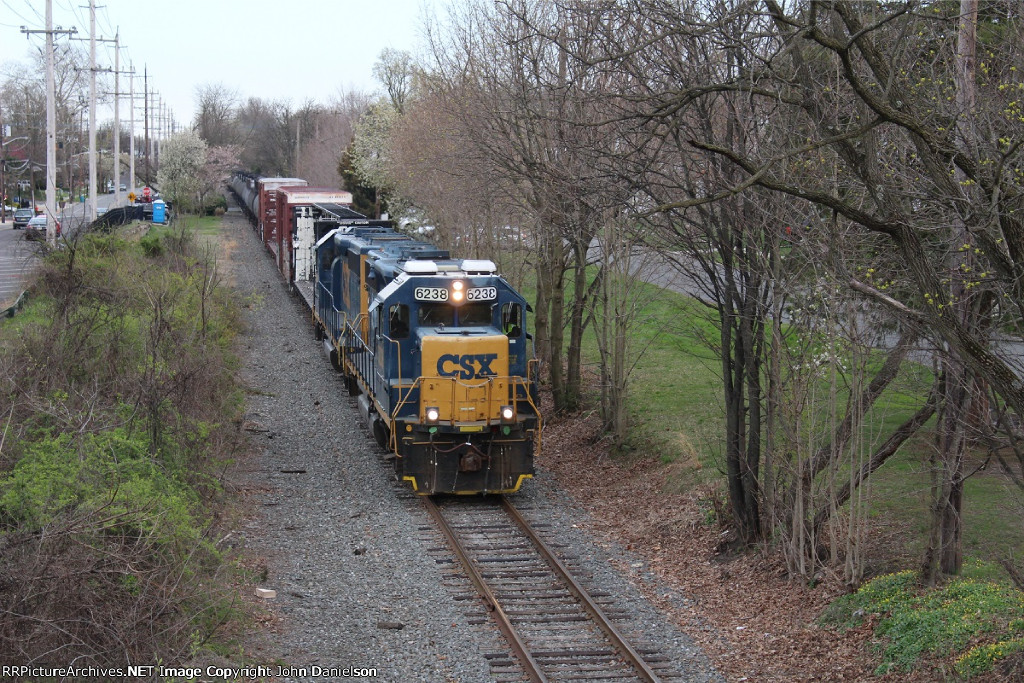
[221,209,723,682]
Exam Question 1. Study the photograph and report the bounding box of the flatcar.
[230,173,542,495]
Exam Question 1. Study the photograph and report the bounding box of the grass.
[564,271,939,486]
[603,290,724,472]
[188,213,224,236]
[147,213,222,238]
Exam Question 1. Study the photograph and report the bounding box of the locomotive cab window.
[456,303,492,327]
[502,303,523,337]
[388,304,409,339]
[418,302,455,327]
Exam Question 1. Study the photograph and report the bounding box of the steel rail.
[501,496,663,683]
[422,496,548,683]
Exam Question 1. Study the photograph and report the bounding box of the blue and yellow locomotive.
[313,224,541,495]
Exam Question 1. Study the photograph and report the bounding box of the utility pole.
[144,66,150,186]
[1,102,6,224]
[112,31,121,207]
[153,92,162,175]
[129,63,137,193]
[97,36,127,206]
[295,118,301,177]
[154,94,161,172]
[25,89,35,210]
[87,0,97,222]
[21,1,76,244]
[45,0,57,244]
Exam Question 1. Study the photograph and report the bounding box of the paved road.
[628,246,1024,378]
[0,192,125,307]
[0,224,40,307]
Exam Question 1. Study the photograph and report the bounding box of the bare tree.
[425,0,625,411]
[235,97,294,176]
[193,82,239,146]
[588,0,1024,575]
[388,85,532,280]
[2,43,88,205]
[373,48,416,114]
[294,93,369,187]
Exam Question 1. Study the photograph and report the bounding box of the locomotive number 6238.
[414,287,449,301]
[466,287,497,301]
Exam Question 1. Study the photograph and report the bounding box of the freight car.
[230,173,541,494]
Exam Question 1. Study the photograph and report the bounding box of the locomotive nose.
[418,333,510,424]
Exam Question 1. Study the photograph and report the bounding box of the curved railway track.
[423,495,682,682]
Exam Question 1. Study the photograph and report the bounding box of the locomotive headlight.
[451,280,465,302]
[500,405,515,423]
[425,406,440,423]
[452,280,464,291]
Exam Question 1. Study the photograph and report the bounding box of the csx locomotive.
[313,225,541,495]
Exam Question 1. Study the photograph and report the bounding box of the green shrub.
[203,193,227,216]
[0,428,202,545]
[139,231,163,257]
[821,571,1024,676]
[0,218,243,670]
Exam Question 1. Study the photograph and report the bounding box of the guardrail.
[92,205,147,231]
[2,290,29,319]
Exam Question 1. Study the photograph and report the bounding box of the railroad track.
[422,495,681,682]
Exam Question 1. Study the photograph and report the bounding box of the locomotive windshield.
[418,302,454,327]
[417,302,493,327]
[457,303,492,326]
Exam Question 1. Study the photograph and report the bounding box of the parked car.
[13,208,33,229]
[24,214,60,241]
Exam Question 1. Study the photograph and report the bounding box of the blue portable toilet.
[152,199,166,224]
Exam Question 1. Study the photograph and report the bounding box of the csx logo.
[436,353,499,379]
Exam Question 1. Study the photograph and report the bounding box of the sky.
[0,0,441,127]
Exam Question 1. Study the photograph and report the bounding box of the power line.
[0,2,31,28]
[2,0,42,26]
[96,3,115,40]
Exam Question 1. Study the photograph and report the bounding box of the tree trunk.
[722,300,762,543]
[543,230,567,409]
[565,238,589,411]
